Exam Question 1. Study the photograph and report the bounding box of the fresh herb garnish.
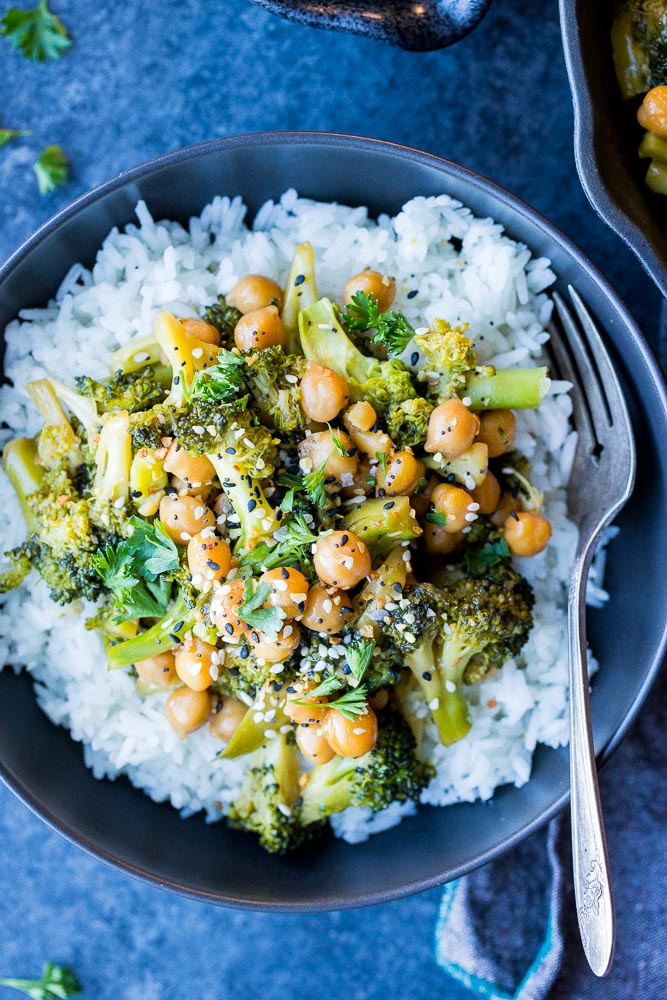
[426,510,447,527]
[303,458,329,508]
[328,425,346,457]
[34,144,68,194]
[344,637,375,684]
[93,517,179,620]
[343,291,414,356]
[1,0,71,62]
[325,684,370,720]
[238,578,285,639]
[375,450,388,476]
[293,674,344,701]
[190,349,246,403]
[0,126,31,147]
[0,961,82,999]
[464,536,511,578]
[239,513,317,574]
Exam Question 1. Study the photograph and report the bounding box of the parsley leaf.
[426,510,447,527]
[0,126,31,147]
[1,0,71,62]
[238,578,285,640]
[292,675,344,701]
[0,961,81,999]
[325,684,370,720]
[303,458,329,508]
[238,513,317,574]
[327,425,346,457]
[375,450,388,475]
[344,638,375,685]
[464,536,511,579]
[93,518,179,620]
[190,349,246,403]
[34,145,68,194]
[343,291,414,356]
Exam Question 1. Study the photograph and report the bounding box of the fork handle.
[568,553,616,976]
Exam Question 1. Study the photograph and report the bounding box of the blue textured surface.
[0,1,665,997]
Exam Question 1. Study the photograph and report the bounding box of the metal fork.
[549,287,636,977]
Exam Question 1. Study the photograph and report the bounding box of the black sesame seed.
[224,623,234,635]
[340,533,349,545]
[225,447,236,455]
[383,501,395,510]
[168,634,182,644]
[407,289,418,299]
[510,510,520,521]
[206,560,220,571]
[422,671,432,681]
[294,274,305,286]
[280,567,289,579]
[410,351,419,365]
[172,621,184,632]
[239,645,249,660]
[247,499,257,512]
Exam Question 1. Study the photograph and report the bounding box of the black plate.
[560,0,667,298]
[0,133,665,910]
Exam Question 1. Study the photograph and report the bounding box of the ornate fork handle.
[568,540,615,977]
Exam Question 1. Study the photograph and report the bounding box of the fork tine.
[554,290,612,430]
[551,293,597,447]
[567,286,633,435]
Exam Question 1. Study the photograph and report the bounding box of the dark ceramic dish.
[0,133,666,911]
[560,0,667,298]
[250,0,492,51]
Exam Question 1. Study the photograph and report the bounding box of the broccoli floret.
[202,295,242,349]
[298,627,403,695]
[340,495,422,557]
[414,319,478,400]
[129,401,184,451]
[76,368,167,414]
[385,396,434,449]
[384,573,534,746]
[281,241,319,355]
[300,709,428,825]
[217,639,282,701]
[299,298,417,417]
[228,731,310,854]
[0,542,33,594]
[243,346,307,436]
[238,513,318,576]
[26,378,86,470]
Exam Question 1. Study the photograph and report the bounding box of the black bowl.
[560,0,667,298]
[0,133,665,910]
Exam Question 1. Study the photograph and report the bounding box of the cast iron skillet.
[0,133,665,911]
[560,0,667,298]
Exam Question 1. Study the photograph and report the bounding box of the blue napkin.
[435,819,563,1000]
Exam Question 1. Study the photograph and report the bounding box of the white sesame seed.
[274,579,289,592]
[467,501,481,511]
[322,599,333,613]
[429,697,440,710]
[462,526,472,534]
[180,531,192,542]
[465,512,478,522]
[464,475,476,490]
[277,802,292,816]
[285,374,298,384]
[353,728,366,736]
[191,347,203,359]
[189,662,203,676]
[292,592,308,603]
[342,557,354,569]
[405,613,416,624]
[461,396,472,406]
[404,631,416,644]
[201,525,216,539]
[253,712,264,724]
[194,505,207,519]
[264,710,277,722]
[209,665,220,681]
[234,427,245,440]
[270,662,285,674]
[256,457,265,470]
[133,351,150,363]
[384,601,398,611]
[264,729,278,739]
[283,624,293,638]
[279,724,292,734]
[192,424,205,435]
[445,680,457,693]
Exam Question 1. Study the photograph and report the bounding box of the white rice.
[0,191,602,843]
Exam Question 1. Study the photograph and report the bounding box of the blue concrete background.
[0,1,665,998]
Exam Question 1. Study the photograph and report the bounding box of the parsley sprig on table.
[343,291,415,356]
[93,517,180,620]
[0,961,81,999]
[1,0,71,63]
[34,145,69,194]
[0,126,32,147]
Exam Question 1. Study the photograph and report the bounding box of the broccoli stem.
[299,297,376,389]
[281,241,319,355]
[300,757,358,825]
[341,496,422,556]
[26,378,83,468]
[405,642,472,747]
[105,592,194,670]
[207,453,280,552]
[93,411,132,505]
[464,367,550,411]
[46,377,100,442]
[112,334,164,374]
[2,437,43,533]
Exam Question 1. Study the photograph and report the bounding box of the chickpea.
[504,511,552,557]
[431,482,476,534]
[259,567,310,620]
[187,532,232,591]
[423,523,464,556]
[174,637,219,692]
[136,651,177,690]
[284,679,330,724]
[226,274,283,314]
[342,408,391,461]
[209,697,248,742]
[296,724,336,764]
[249,621,301,663]
[343,269,396,314]
[163,439,216,486]
[469,469,501,515]
[476,409,516,459]
[170,476,219,503]
[345,401,377,433]
[300,583,356,634]
[234,305,286,351]
[313,531,371,589]
[490,491,522,527]
[165,686,211,739]
[159,494,215,544]
[369,688,389,711]
[376,450,424,496]
[210,578,251,642]
[180,317,221,345]
[298,429,358,481]
[299,362,350,423]
[637,85,667,137]
[425,399,480,459]
[323,703,378,758]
